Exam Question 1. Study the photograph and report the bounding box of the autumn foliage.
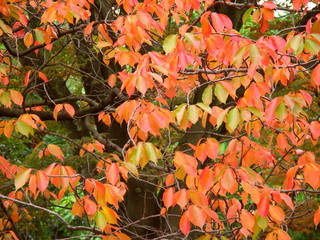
[0,0,320,239]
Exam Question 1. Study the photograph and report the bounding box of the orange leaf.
[29,175,37,194]
[221,168,237,193]
[269,205,285,223]
[47,144,64,161]
[64,104,75,117]
[72,199,84,217]
[163,187,174,208]
[240,209,255,231]
[10,90,23,106]
[53,104,63,121]
[188,205,206,228]
[106,163,120,185]
[36,170,49,192]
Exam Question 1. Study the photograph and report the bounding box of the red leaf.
[263,1,276,9]
[310,121,320,139]
[38,71,48,82]
[179,211,190,235]
[314,206,320,227]
[258,194,270,217]
[24,70,31,86]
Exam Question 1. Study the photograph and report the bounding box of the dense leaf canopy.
[0,0,320,239]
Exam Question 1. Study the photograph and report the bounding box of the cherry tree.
[0,0,320,239]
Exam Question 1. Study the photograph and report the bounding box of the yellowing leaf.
[275,102,288,121]
[15,120,34,136]
[15,168,32,189]
[202,86,213,105]
[226,107,240,133]
[123,162,138,176]
[214,84,228,103]
[249,44,262,65]
[188,105,200,124]
[163,34,178,54]
[95,211,107,230]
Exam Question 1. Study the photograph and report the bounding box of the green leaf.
[256,215,268,230]
[163,35,178,54]
[34,29,45,44]
[202,86,213,105]
[275,102,288,121]
[226,107,240,133]
[214,84,228,104]
[15,168,32,189]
